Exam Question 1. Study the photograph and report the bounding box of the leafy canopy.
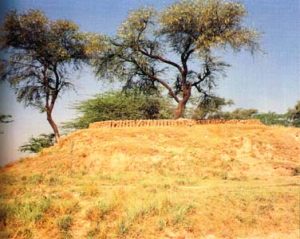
[0,9,88,110]
[91,0,260,118]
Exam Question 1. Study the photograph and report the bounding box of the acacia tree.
[92,0,259,118]
[0,10,88,141]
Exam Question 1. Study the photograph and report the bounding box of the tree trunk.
[174,101,187,119]
[174,85,192,119]
[47,111,60,142]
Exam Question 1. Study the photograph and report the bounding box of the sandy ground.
[1,122,299,238]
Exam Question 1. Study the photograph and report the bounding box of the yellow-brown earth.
[1,121,299,238]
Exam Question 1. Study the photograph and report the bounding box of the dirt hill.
[1,121,299,238]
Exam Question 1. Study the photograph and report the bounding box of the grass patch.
[171,204,195,225]
[0,173,17,185]
[86,199,115,221]
[6,196,51,223]
[1,124,299,238]
[117,218,130,235]
[57,215,73,238]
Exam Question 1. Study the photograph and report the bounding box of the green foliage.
[3,197,51,223]
[192,102,299,128]
[225,108,258,120]
[0,10,89,139]
[192,100,300,128]
[63,91,174,130]
[19,133,55,153]
[171,204,194,225]
[159,0,259,52]
[92,0,260,117]
[0,114,12,123]
[191,96,234,119]
[0,9,87,110]
[287,100,300,127]
[254,112,290,126]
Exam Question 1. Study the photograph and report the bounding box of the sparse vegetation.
[0,1,298,238]
[57,215,73,238]
[19,134,55,153]
[1,123,299,238]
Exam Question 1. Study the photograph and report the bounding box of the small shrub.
[117,218,130,235]
[87,228,99,238]
[127,201,159,222]
[19,133,55,153]
[86,200,114,221]
[171,204,195,225]
[57,215,73,238]
[12,197,51,223]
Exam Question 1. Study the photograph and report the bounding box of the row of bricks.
[89,119,261,128]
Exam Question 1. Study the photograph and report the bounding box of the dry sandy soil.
[0,121,299,238]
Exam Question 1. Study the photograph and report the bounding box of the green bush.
[19,134,55,153]
[254,112,289,126]
[63,91,174,130]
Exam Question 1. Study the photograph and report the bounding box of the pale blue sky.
[0,0,299,165]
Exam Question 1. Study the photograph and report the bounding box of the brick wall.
[89,119,262,128]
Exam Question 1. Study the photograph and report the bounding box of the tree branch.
[191,65,211,87]
[132,19,183,74]
[138,48,183,74]
[131,57,180,103]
